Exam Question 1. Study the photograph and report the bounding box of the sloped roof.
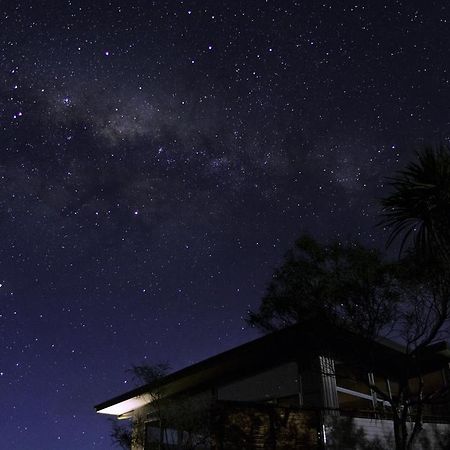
[95,320,450,416]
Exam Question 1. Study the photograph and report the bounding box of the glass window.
[335,363,370,396]
[217,362,299,404]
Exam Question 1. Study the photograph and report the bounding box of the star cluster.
[0,1,449,448]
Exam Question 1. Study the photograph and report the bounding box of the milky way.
[0,1,449,448]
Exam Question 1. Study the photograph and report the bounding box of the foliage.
[110,363,170,450]
[379,145,450,449]
[128,362,170,385]
[380,144,450,261]
[327,416,389,450]
[148,394,213,449]
[393,254,450,349]
[248,233,450,450]
[247,235,400,339]
[110,419,133,449]
[248,147,450,450]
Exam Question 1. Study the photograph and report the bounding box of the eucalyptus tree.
[247,234,449,450]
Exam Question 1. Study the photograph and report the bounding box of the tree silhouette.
[247,235,399,339]
[247,235,450,450]
[381,144,450,262]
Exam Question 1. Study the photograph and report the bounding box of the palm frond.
[380,144,450,259]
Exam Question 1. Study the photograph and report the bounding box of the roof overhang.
[96,392,152,416]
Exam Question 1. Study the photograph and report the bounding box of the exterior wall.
[125,356,450,449]
[130,400,320,449]
[131,404,150,450]
[325,416,450,449]
[130,390,214,450]
[213,401,319,449]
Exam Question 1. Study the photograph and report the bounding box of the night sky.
[0,1,449,448]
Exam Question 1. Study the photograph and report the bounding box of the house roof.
[95,321,450,417]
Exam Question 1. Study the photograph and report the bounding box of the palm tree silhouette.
[381,145,450,262]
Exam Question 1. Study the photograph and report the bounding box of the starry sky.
[0,1,449,448]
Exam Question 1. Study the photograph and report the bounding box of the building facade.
[96,322,450,449]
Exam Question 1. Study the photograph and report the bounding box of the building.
[95,321,450,449]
